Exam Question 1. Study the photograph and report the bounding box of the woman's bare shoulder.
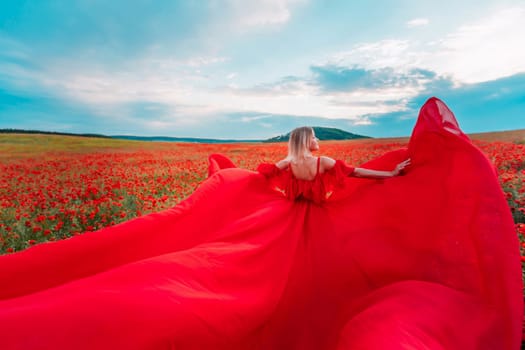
[275,159,291,170]
[320,156,336,170]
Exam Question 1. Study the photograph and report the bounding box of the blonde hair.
[286,126,314,162]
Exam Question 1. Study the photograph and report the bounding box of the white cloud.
[184,56,228,67]
[240,115,270,122]
[36,57,416,123]
[428,7,525,83]
[353,117,372,126]
[194,82,414,120]
[406,18,429,28]
[7,43,420,127]
[329,40,416,70]
[228,0,305,28]
[0,34,30,60]
[146,120,173,129]
[326,6,525,84]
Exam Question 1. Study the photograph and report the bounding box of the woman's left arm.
[353,158,411,179]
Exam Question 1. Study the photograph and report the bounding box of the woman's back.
[277,156,323,181]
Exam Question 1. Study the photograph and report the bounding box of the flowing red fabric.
[0,97,522,349]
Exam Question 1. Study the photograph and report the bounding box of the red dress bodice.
[257,159,355,204]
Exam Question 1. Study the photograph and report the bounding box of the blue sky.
[0,0,524,139]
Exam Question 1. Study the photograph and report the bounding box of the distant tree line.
[0,129,110,139]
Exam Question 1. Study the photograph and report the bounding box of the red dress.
[0,97,522,349]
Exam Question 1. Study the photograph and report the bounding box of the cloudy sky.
[0,0,524,139]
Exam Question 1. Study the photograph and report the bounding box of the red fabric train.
[0,97,522,349]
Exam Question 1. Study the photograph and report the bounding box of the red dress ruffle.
[256,160,354,204]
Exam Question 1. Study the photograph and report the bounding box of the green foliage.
[0,128,110,138]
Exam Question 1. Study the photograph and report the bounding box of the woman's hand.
[392,158,411,176]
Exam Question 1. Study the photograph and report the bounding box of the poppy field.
[0,132,524,264]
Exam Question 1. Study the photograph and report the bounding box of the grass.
[0,133,174,161]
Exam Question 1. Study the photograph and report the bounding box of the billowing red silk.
[0,97,522,349]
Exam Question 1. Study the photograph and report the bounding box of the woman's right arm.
[323,157,410,178]
[353,159,411,178]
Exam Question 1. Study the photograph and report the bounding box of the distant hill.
[264,127,370,143]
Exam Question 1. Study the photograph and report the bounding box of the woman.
[278,126,410,179]
[0,97,521,349]
[247,126,410,205]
